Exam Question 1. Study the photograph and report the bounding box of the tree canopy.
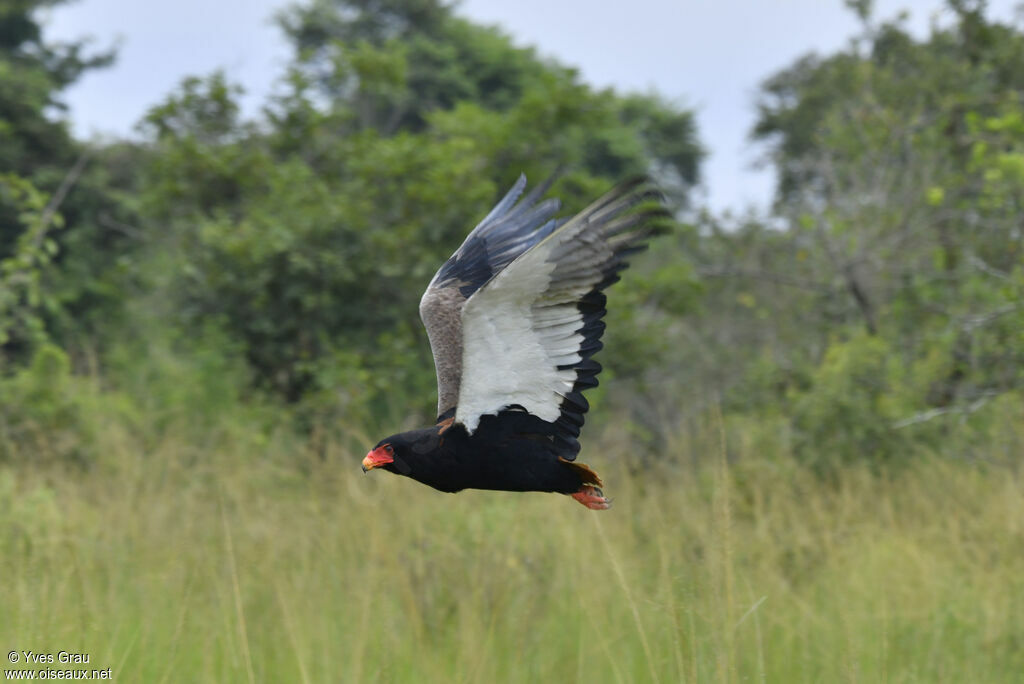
[686,0,1024,467]
[1,0,1021,470]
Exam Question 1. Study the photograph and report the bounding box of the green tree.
[272,0,700,194]
[0,0,124,365]
[0,0,113,254]
[131,0,702,414]
[674,1,1024,467]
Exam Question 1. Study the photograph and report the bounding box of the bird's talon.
[572,485,612,510]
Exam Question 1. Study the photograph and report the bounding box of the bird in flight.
[362,175,666,509]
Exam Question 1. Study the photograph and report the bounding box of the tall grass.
[3,410,1024,682]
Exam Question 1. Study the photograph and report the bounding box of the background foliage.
[2,0,1023,680]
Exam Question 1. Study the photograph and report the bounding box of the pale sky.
[44,0,1024,212]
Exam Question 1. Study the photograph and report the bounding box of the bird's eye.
[385,445,394,455]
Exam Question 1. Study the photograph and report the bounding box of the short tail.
[559,457,603,487]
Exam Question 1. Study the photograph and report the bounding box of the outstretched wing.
[419,175,565,419]
[454,178,666,456]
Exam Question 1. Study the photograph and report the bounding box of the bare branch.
[695,265,830,291]
[962,303,1020,333]
[968,254,1010,281]
[98,213,149,242]
[892,392,999,429]
[36,151,92,244]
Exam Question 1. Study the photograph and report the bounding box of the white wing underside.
[454,192,642,433]
[457,260,583,432]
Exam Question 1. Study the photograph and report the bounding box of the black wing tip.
[592,180,674,254]
[522,170,562,203]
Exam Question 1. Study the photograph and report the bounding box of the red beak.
[362,446,394,472]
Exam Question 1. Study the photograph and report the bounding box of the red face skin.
[362,444,394,472]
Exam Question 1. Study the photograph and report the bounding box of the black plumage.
[371,411,592,495]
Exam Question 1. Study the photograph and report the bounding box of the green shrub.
[0,344,92,463]
[790,334,910,470]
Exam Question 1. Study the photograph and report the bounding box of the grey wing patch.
[419,285,466,419]
[419,174,567,419]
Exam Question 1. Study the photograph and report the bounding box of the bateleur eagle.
[363,175,666,509]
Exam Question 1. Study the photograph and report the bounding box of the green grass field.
[4,416,1024,683]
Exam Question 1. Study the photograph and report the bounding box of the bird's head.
[362,440,401,473]
[362,432,428,475]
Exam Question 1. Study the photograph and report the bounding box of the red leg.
[571,485,611,510]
